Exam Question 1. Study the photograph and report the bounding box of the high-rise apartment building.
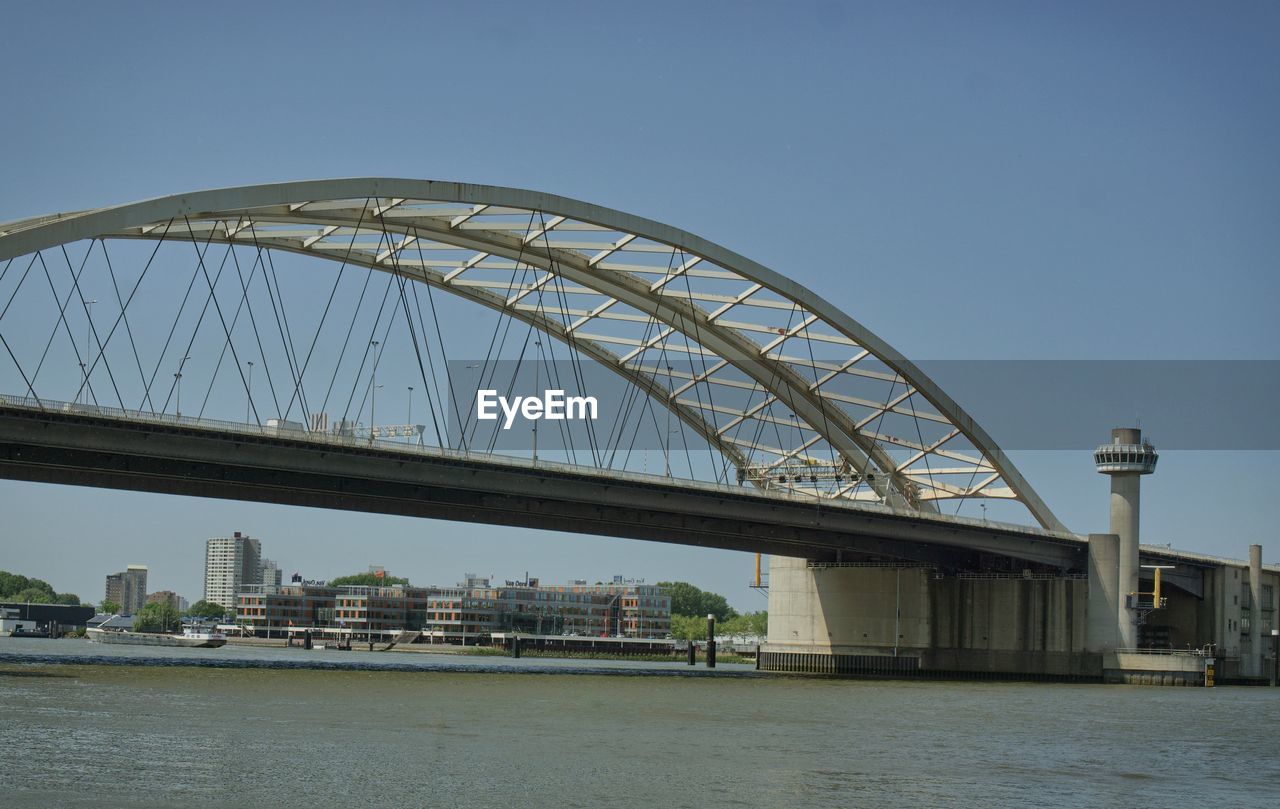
[204,532,262,610]
[259,558,282,588]
[104,574,121,609]
[104,565,148,615]
[146,590,181,611]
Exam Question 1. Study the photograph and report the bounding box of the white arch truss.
[0,179,1065,531]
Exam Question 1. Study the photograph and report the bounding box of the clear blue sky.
[1,1,1277,608]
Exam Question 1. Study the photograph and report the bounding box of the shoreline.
[220,635,754,664]
[0,654,762,678]
[0,637,762,678]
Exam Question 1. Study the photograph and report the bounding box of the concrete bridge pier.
[1086,533,1121,653]
[760,556,1096,679]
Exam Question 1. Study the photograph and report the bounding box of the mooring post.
[706,613,716,669]
[512,635,521,659]
[687,639,696,666]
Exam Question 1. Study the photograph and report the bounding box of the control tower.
[1094,428,1158,648]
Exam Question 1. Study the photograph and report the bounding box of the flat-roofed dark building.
[1,602,96,635]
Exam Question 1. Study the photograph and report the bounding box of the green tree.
[0,571,29,597]
[328,572,410,587]
[668,613,707,641]
[656,581,737,621]
[187,600,227,620]
[718,611,768,639]
[132,602,180,633]
[12,587,52,604]
[99,599,121,614]
[55,592,81,606]
[0,571,58,602]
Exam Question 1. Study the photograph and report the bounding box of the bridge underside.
[0,402,1085,572]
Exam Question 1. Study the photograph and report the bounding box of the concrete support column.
[1112,474,1140,649]
[1087,533,1121,653]
[1249,544,1263,677]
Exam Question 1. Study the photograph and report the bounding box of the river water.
[1,638,1277,808]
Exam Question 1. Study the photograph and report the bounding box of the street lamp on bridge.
[77,299,97,405]
[245,360,254,424]
[174,355,190,417]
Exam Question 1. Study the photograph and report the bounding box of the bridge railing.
[0,393,1080,543]
[1112,647,1216,658]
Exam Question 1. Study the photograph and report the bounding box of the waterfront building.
[146,590,181,611]
[539,580,671,638]
[2,602,97,634]
[424,576,670,638]
[425,586,501,637]
[104,564,148,615]
[237,583,339,632]
[235,576,671,640]
[204,532,262,610]
[422,579,670,638]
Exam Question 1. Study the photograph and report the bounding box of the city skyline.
[64,532,699,614]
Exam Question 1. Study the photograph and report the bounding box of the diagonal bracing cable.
[382,232,444,444]
[319,227,384,420]
[602,244,683,469]
[98,240,157,412]
[22,252,85,395]
[34,249,100,406]
[195,243,268,419]
[284,199,372,426]
[339,229,400,428]
[460,211,537,448]
[226,243,284,420]
[59,243,127,410]
[410,227,466,447]
[536,213,603,468]
[0,331,41,405]
[249,228,310,424]
[183,216,259,422]
[0,254,39,324]
[160,236,235,414]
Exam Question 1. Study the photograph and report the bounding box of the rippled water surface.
[1,638,1277,808]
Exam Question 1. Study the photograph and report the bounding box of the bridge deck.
[0,395,1087,570]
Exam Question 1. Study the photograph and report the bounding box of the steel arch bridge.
[0,179,1064,534]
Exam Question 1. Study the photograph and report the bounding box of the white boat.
[87,626,227,648]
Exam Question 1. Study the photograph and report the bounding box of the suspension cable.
[411,227,465,448]
[160,239,235,414]
[33,250,99,406]
[183,216,258,422]
[286,199,372,425]
[98,240,156,412]
[249,228,310,423]
[195,242,266,419]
